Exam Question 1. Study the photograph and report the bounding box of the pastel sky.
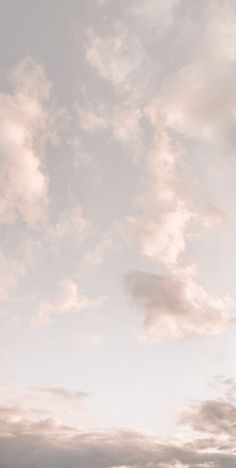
[0,1,236,466]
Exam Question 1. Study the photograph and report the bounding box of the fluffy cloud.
[127,130,194,266]
[126,268,234,341]
[86,27,147,94]
[0,57,50,225]
[33,279,105,326]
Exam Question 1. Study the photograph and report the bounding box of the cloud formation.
[34,279,105,326]
[146,2,236,146]
[86,27,147,95]
[0,58,50,225]
[126,268,234,341]
[0,397,235,467]
[126,127,195,267]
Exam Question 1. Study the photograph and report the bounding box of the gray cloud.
[181,398,236,438]
[126,270,234,341]
[0,409,235,468]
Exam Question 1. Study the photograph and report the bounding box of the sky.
[0,0,236,467]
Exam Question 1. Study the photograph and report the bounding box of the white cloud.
[126,267,234,341]
[33,279,105,326]
[0,57,50,225]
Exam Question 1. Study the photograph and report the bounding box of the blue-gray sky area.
[0,1,236,466]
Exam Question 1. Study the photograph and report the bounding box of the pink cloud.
[0,58,50,225]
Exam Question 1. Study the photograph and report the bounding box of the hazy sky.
[1,0,236,466]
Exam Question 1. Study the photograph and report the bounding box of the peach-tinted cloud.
[33,278,105,326]
[49,206,92,239]
[126,129,194,266]
[0,58,50,225]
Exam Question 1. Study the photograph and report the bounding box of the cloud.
[32,386,91,401]
[178,379,236,459]
[181,398,236,438]
[86,232,113,266]
[78,101,143,144]
[0,381,236,467]
[49,206,92,239]
[128,0,181,34]
[0,57,50,225]
[0,403,235,467]
[33,279,105,326]
[146,2,236,145]
[126,130,194,266]
[85,27,147,95]
[125,268,235,341]
[128,202,193,267]
[210,376,236,400]
[126,116,227,266]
